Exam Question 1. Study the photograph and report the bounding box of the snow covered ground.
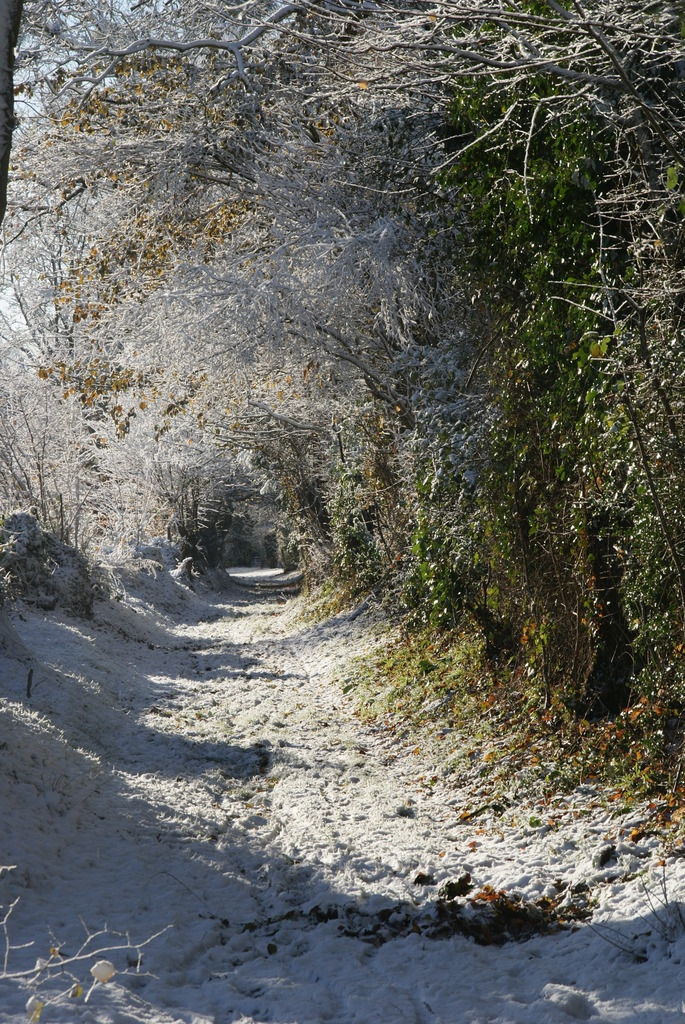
[1,554,685,1023]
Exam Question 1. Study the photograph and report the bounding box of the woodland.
[2,0,685,793]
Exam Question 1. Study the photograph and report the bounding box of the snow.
[1,555,685,1022]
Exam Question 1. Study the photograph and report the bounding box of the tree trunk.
[0,0,23,226]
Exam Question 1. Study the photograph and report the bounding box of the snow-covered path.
[1,560,685,1023]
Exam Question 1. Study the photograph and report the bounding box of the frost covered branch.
[0,889,170,1017]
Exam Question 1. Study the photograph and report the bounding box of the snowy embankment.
[0,556,685,1023]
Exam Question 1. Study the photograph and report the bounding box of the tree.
[0,0,23,224]
[410,2,685,712]
[10,0,685,730]
[7,0,464,576]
